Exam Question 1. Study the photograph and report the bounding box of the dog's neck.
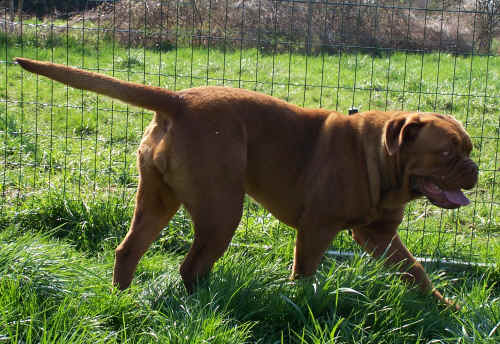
[378,150,412,209]
[358,115,404,210]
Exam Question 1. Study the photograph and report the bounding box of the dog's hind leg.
[113,168,180,290]
[179,188,245,293]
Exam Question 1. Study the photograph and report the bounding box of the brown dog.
[16,57,478,307]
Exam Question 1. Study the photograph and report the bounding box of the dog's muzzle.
[460,158,479,190]
[413,158,478,209]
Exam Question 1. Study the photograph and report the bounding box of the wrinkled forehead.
[421,113,473,152]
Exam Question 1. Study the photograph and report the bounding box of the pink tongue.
[444,190,470,206]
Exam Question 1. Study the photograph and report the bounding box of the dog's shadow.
[136,253,464,339]
[139,251,292,322]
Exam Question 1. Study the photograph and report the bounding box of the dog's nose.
[462,159,478,190]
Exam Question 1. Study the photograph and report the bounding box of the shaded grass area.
[0,221,498,343]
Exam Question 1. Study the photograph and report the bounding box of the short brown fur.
[15,57,478,309]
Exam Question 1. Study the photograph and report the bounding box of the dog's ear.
[383,114,423,156]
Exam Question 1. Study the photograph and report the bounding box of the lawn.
[0,29,499,343]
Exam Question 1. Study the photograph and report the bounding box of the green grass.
[0,220,498,343]
[0,30,499,342]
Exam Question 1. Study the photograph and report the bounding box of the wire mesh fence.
[0,0,498,265]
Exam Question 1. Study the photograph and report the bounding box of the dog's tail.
[15,57,182,114]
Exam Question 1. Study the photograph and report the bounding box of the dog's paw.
[443,297,461,312]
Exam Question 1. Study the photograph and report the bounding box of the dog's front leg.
[291,226,342,280]
[351,222,459,310]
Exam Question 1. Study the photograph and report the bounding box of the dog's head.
[383,113,478,209]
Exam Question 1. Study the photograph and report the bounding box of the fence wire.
[0,0,498,265]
